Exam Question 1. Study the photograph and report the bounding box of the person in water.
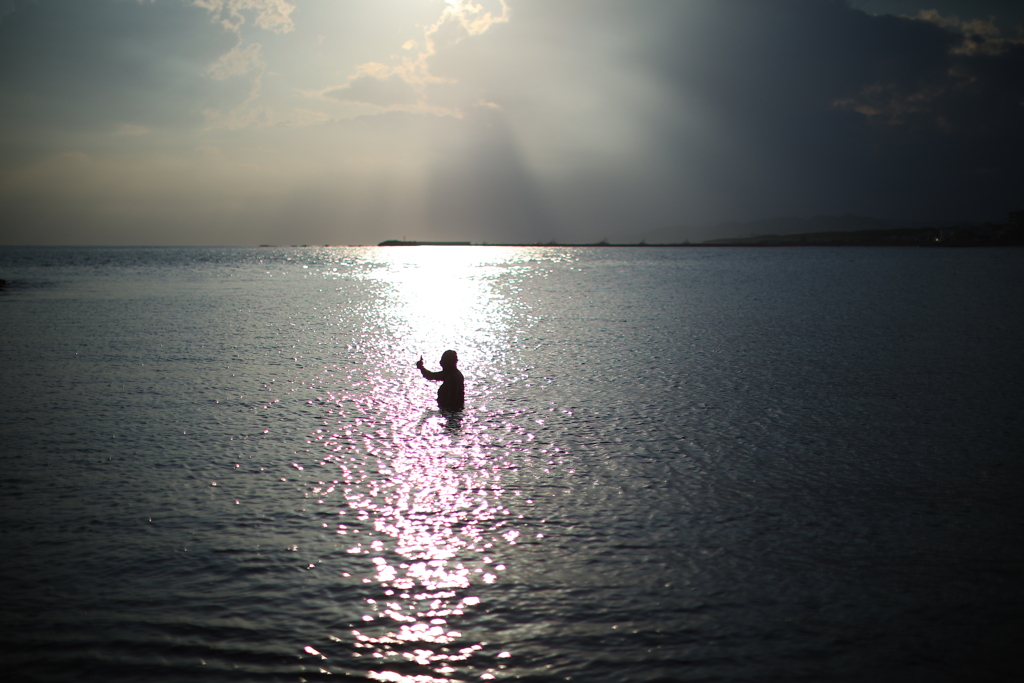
[416,350,465,412]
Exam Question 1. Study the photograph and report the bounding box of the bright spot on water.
[272,248,573,677]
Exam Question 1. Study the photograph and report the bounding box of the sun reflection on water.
[292,247,568,681]
[356,246,537,367]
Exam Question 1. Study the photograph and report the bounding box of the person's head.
[440,349,458,369]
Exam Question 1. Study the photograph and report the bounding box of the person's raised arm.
[416,356,445,381]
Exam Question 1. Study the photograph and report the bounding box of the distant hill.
[705,222,1023,247]
[622,214,893,244]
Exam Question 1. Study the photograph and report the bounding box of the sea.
[0,245,1022,682]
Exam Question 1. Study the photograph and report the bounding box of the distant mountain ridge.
[626,214,893,244]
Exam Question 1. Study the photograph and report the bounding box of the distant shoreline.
[377,240,472,246]
[379,223,1024,248]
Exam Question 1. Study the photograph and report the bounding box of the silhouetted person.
[416,350,464,412]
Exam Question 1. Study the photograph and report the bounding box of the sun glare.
[360,246,531,367]
[300,246,548,679]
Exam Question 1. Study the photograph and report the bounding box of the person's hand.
[416,356,424,368]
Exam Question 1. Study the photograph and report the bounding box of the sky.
[0,0,1022,246]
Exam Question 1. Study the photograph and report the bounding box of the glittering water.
[1,246,1022,682]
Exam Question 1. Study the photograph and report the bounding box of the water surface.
[1,246,1022,682]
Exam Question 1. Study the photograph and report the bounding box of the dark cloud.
[0,0,238,135]
[431,0,1024,231]
[853,1,1024,32]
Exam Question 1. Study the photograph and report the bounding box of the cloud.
[323,0,1024,232]
[191,0,298,128]
[1,0,1023,246]
[191,0,295,35]
[201,40,267,128]
[206,41,264,80]
[459,1,1024,225]
[912,9,1023,55]
[831,8,1024,140]
[0,0,238,135]
[326,73,420,107]
[315,0,510,117]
